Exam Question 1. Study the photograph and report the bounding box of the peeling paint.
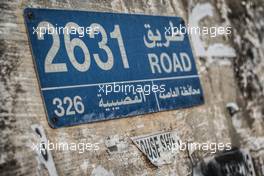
[189,3,236,65]
[91,165,114,176]
[105,135,128,153]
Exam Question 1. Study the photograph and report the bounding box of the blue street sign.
[24,8,204,128]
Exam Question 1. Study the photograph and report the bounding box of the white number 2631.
[36,21,129,73]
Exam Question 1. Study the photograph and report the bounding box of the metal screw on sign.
[27,11,34,20]
[52,116,58,124]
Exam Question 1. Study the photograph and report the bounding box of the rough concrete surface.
[0,0,263,175]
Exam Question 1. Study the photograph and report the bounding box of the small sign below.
[131,131,181,166]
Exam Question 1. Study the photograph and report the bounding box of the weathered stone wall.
[0,0,263,175]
